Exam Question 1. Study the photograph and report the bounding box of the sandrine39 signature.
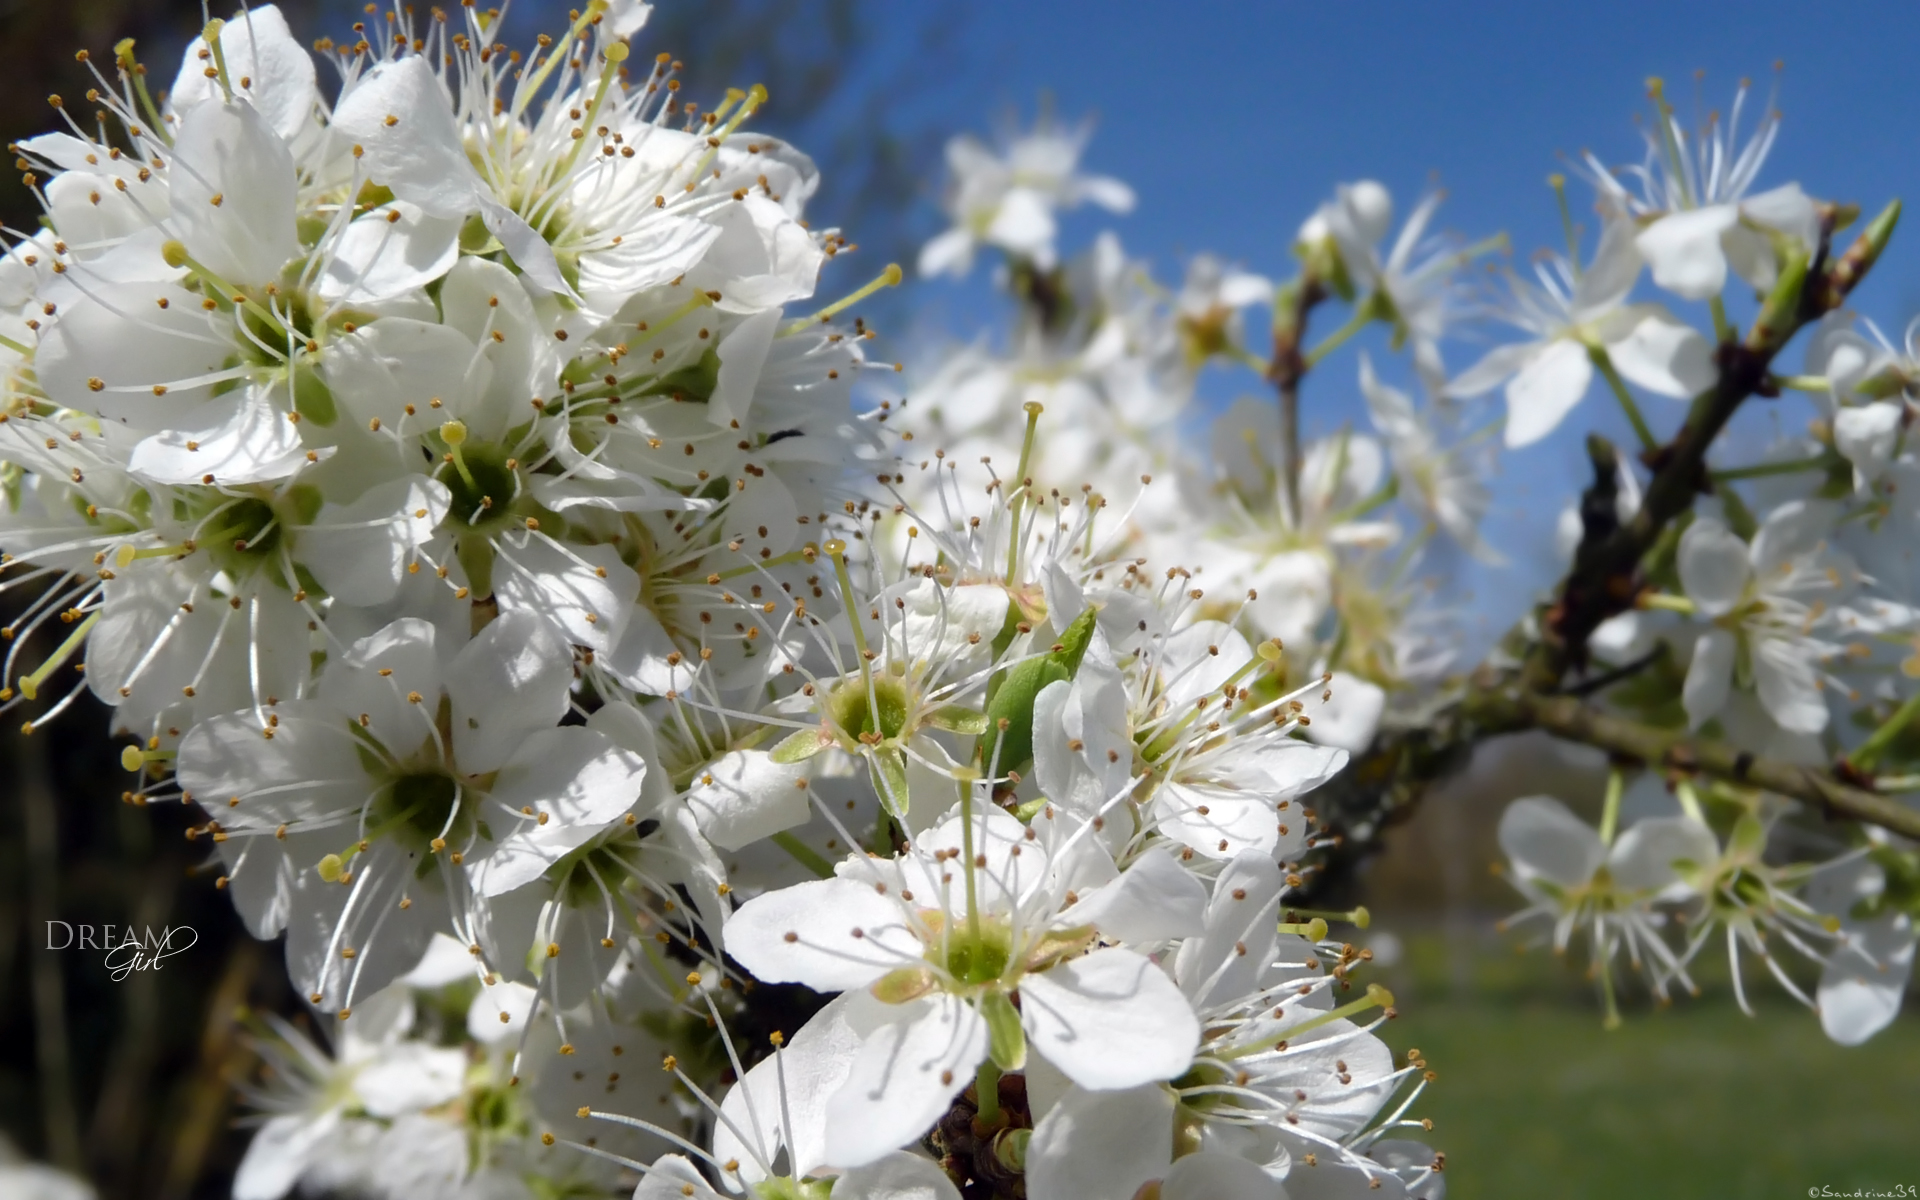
[44,921,199,982]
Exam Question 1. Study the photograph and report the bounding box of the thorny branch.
[1531,203,1891,688]
[1268,273,1327,523]
[1450,200,1920,841]
[1473,688,1920,842]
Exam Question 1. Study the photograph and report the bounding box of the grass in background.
[1375,927,1920,1198]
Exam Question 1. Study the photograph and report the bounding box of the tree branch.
[1526,201,1900,691]
[1268,275,1326,523]
[1470,685,1920,841]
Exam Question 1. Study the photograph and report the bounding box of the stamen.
[1221,984,1396,1060]
[1004,401,1044,583]
[440,420,479,490]
[18,610,97,700]
[114,39,168,142]
[159,241,286,340]
[120,743,176,773]
[202,20,236,102]
[784,263,902,334]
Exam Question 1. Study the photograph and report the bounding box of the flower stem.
[1674,779,1706,825]
[1708,295,1734,344]
[1773,374,1830,394]
[1710,455,1829,482]
[1588,345,1657,453]
[1598,767,1624,846]
[1302,299,1374,369]
[770,832,834,879]
[1637,592,1695,614]
[1599,955,1623,1031]
[1848,689,1920,773]
[974,1060,1002,1127]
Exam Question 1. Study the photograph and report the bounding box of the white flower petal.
[715,992,864,1185]
[1608,309,1716,399]
[1677,518,1751,617]
[1303,673,1384,754]
[825,992,987,1168]
[36,278,231,427]
[1162,1152,1287,1200]
[1570,217,1643,319]
[128,388,319,486]
[301,477,450,607]
[1025,1084,1172,1200]
[1834,403,1904,490]
[318,318,491,432]
[1750,634,1828,735]
[331,56,484,219]
[1444,342,1537,400]
[724,877,915,991]
[1750,498,1837,578]
[318,202,462,303]
[634,1156,724,1200]
[1496,796,1603,889]
[1635,205,1739,300]
[234,1111,340,1200]
[1175,854,1285,1008]
[1059,846,1207,943]
[833,1152,965,1200]
[447,611,573,775]
[1683,628,1737,730]
[169,7,317,142]
[1818,914,1915,1047]
[490,536,637,655]
[465,979,537,1044]
[984,188,1057,259]
[468,727,648,896]
[169,99,298,285]
[1607,817,1717,897]
[477,195,575,297]
[684,748,810,851]
[1020,947,1198,1090]
[1502,337,1592,449]
[356,1043,467,1116]
[1159,621,1252,713]
[918,227,976,278]
[710,306,780,429]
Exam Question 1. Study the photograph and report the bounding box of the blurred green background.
[1379,929,1920,1198]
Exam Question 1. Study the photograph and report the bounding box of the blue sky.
[869,0,1920,635]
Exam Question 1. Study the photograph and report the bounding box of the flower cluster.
[0,6,1436,1198]
[902,73,1920,1060]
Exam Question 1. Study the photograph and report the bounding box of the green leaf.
[977,608,1099,781]
[979,988,1027,1071]
[1717,482,1758,541]
[770,727,828,764]
[924,705,990,735]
